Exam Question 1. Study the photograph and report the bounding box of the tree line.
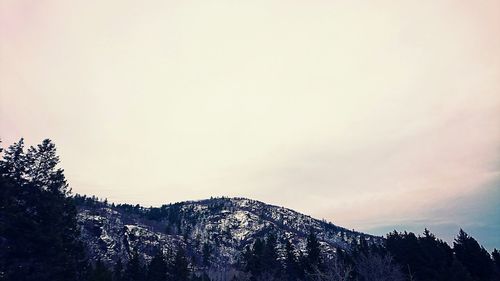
[1,138,499,281]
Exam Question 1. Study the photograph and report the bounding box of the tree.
[0,139,87,281]
[305,230,322,273]
[113,259,124,281]
[319,254,353,281]
[171,247,190,281]
[25,139,67,193]
[88,260,113,281]
[202,242,212,267]
[147,251,168,281]
[446,258,474,281]
[493,249,500,279]
[454,229,494,281]
[262,233,280,277]
[1,138,26,183]
[418,228,454,280]
[244,239,265,279]
[125,251,145,281]
[283,239,301,281]
[355,251,404,281]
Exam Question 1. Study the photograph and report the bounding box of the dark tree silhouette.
[454,229,494,281]
[283,239,301,281]
[305,230,322,274]
[171,247,190,281]
[125,250,145,281]
[88,260,113,281]
[147,251,168,281]
[113,258,124,281]
[0,139,87,281]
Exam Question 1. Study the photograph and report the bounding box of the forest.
[1,138,499,281]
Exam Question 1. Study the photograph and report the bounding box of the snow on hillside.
[76,197,382,267]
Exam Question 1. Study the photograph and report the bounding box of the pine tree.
[262,233,280,276]
[24,139,68,193]
[493,249,500,278]
[202,242,212,267]
[147,251,168,281]
[355,251,404,281]
[113,259,124,281]
[305,230,322,273]
[1,138,26,183]
[386,231,422,280]
[447,258,474,281]
[171,247,190,281]
[283,239,301,281]
[0,139,87,281]
[125,251,145,281]
[453,229,494,281]
[419,228,453,280]
[88,260,113,281]
[244,238,265,280]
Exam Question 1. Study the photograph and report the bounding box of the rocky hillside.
[76,197,382,269]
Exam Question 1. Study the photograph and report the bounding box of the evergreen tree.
[262,233,280,276]
[283,239,301,281]
[244,238,265,279]
[25,139,67,192]
[125,251,145,281]
[192,272,211,281]
[147,251,168,281]
[202,242,212,267]
[88,260,113,281]
[305,230,322,273]
[447,258,474,281]
[386,230,424,280]
[454,229,494,281]
[0,139,87,281]
[171,247,190,281]
[355,251,404,281]
[113,259,124,281]
[418,228,453,280]
[1,138,26,183]
[493,249,500,278]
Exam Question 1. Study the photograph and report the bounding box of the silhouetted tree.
[202,242,212,267]
[447,258,474,281]
[147,251,168,281]
[113,259,124,281]
[0,139,87,281]
[125,251,145,281]
[88,260,113,281]
[171,248,190,281]
[493,249,500,279]
[305,230,322,274]
[1,138,26,183]
[355,251,404,281]
[283,239,301,281]
[262,233,280,277]
[454,229,494,281]
[244,238,264,280]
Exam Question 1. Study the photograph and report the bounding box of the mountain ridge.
[75,195,383,269]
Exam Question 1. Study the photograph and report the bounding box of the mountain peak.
[76,196,382,267]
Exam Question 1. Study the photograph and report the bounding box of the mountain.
[3,139,498,281]
[75,196,383,269]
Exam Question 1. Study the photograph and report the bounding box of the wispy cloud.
[1,0,499,248]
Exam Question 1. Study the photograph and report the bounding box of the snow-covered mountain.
[76,197,382,268]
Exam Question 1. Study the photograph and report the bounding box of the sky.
[1,0,499,249]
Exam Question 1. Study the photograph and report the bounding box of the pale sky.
[1,0,499,249]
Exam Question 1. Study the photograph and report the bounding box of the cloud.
[1,0,500,248]
[364,179,500,251]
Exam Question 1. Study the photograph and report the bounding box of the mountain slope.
[76,197,382,268]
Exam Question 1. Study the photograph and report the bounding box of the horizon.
[1,0,499,252]
[70,192,497,250]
